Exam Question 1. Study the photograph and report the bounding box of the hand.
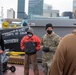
[0,50,3,54]
[42,47,49,52]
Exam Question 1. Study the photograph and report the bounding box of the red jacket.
[20,35,40,51]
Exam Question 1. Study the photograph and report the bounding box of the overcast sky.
[45,0,73,12]
[0,0,73,18]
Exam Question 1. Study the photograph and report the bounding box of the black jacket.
[0,33,4,51]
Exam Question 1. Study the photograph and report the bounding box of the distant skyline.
[0,0,73,18]
[44,0,73,15]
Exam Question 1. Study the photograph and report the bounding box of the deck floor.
[3,63,43,75]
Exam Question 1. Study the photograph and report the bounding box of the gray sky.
[0,0,73,18]
[44,0,73,14]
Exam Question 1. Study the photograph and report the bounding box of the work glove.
[42,47,49,52]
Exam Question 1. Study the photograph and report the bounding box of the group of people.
[20,23,76,75]
[20,23,60,75]
[0,23,76,75]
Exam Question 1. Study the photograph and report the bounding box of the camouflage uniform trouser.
[42,59,52,75]
[24,53,39,75]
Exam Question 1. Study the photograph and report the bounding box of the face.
[27,32,33,37]
[46,27,53,31]
[46,27,53,34]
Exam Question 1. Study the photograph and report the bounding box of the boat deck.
[3,63,43,75]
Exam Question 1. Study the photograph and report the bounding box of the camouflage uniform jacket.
[41,33,60,63]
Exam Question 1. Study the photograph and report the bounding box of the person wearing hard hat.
[20,27,40,75]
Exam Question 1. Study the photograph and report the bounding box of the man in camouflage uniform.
[41,23,60,75]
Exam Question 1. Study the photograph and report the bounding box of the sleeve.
[20,37,25,50]
[40,37,44,50]
[35,36,41,51]
[49,40,65,75]
[49,35,60,52]
[0,34,4,51]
